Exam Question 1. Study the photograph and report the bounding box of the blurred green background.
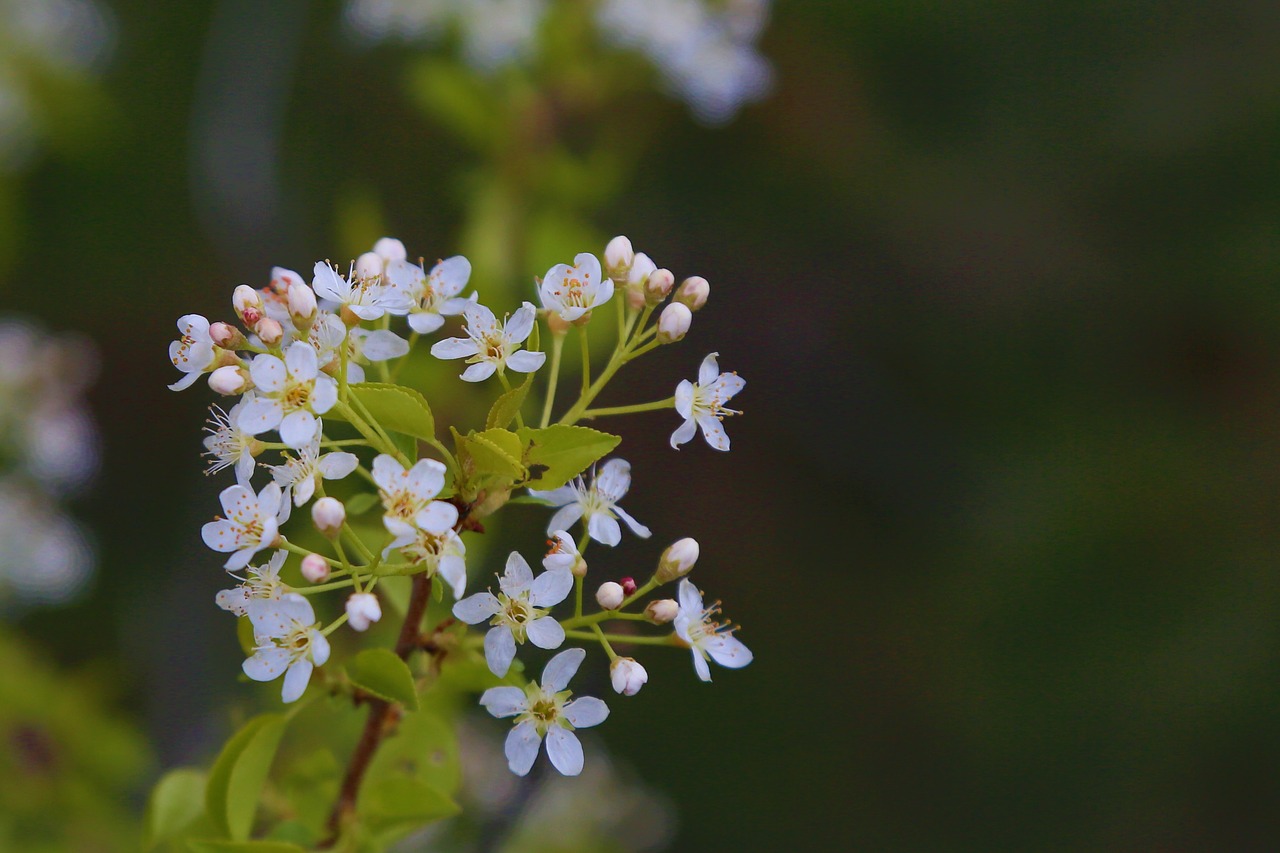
[5,1,1280,850]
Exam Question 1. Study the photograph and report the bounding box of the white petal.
[587,513,621,547]
[708,372,746,401]
[216,587,249,614]
[504,720,542,776]
[319,452,359,480]
[705,634,754,669]
[439,554,468,599]
[504,302,537,343]
[525,616,565,650]
[249,354,287,393]
[285,342,318,379]
[677,579,704,616]
[281,659,313,703]
[235,454,256,487]
[408,312,443,334]
[484,625,517,677]
[613,505,651,539]
[541,647,585,692]
[452,592,502,625]
[310,630,331,665]
[505,350,546,374]
[202,520,240,553]
[500,551,534,595]
[292,477,316,507]
[312,263,349,301]
[595,459,632,500]
[692,649,712,682]
[546,502,584,536]
[544,727,584,776]
[348,303,387,321]
[167,370,203,391]
[416,501,458,534]
[360,330,410,361]
[529,568,573,608]
[225,547,256,572]
[430,337,480,360]
[697,414,731,451]
[431,255,471,296]
[372,454,405,492]
[385,259,425,294]
[479,686,527,718]
[529,484,577,506]
[563,696,609,729]
[345,362,366,385]
[311,376,338,414]
[698,352,721,386]
[670,417,698,449]
[242,646,290,682]
[675,379,695,419]
[279,411,318,449]
[408,458,446,500]
[463,302,498,334]
[236,398,283,436]
[460,361,497,382]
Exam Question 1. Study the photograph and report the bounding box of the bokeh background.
[4,1,1280,850]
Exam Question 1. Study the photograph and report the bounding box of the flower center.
[284,380,312,411]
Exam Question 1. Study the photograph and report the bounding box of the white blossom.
[539,253,612,322]
[453,551,573,677]
[167,314,216,391]
[610,657,648,696]
[673,579,752,682]
[237,342,338,449]
[201,482,289,571]
[671,352,744,451]
[345,592,383,632]
[268,436,359,507]
[373,454,455,541]
[430,301,545,382]
[312,260,413,320]
[202,401,259,486]
[397,522,468,600]
[528,459,651,547]
[215,550,288,616]
[542,530,585,576]
[479,647,609,776]
[387,255,475,334]
[243,594,330,703]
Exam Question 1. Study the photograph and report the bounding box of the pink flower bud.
[644,268,675,305]
[345,592,382,632]
[656,302,692,344]
[255,318,284,346]
[300,553,330,584]
[596,581,625,611]
[355,252,383,280]
[655,537,699,583]
[610,657,648,696]
[675,276,709,311]
[209,321,246,349]
[604,235,634,281]
[312,497,345,537]
[287,283,317,326]
[644,599,678,624]
[620,576,637,596]
[627,252,656,289]
[373,237,407,263]
[233,285,264,326]
[208,365,247,395]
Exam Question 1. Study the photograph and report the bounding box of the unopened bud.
[675,276,709,311]
[610,657,648,696]
[345,592,382,632]
[373,237,407,263]
[355,251,383,281]
[645,598,679,624]
[627,252,656,289]
[233,285,264,326]
[626,288,647,310]
[656,302,692,344]
[312,497,345,537]
[644,268,675,305]
[209,321,246,349]
[620,576,637,596]
[596,581,625,611]
[287,283,318,327]
[300,553,330,584]
[655,537,699,583]
[255,317,284,346]
[208,365,248,395]
[604,235,634,281]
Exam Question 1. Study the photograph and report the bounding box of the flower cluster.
[173,233,751,795]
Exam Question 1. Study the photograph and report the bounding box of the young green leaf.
[358,778,460,835]
[346,648,419,710]
[348,383,435,442]
[486,372,532,430]
[145,767,206,849]
[343,492,379,517]
[517,425,621,490]
[205,714,290,841]
[187,841,308,853]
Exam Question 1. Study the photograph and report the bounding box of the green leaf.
[187,841,307,853]
[344,492,379,516]
[346,649,419,710]
[517,425,621,490]
[146,768,206,849]
[460,428,526,480]
[363,710,462,802]
[486,372,532,430]
[359,778,459,834]
[348,383,435,442]
[205,714,290,841]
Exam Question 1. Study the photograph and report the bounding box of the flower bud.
[287,283,318,327]
[610,657,648,696]
[604,235,634,281]
[345,592,382,632]
[255,317,284,346]
[620,576,637,596]
[355,252,383,281]
[312,497,345,538]
[645,598,678,624]
[233,285,264,327]
[644,268,676,305]
[596,581,625,611]
[373,237,407,263]
[626,288,647,311]
[656,302,692,344]
[300,553,330,584]
[208,365,248,395]
[209,321,246,350]
[627,252,656,289]
[675,276,709,311]
[655,537,699,583]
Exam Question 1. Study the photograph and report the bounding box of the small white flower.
[243,594,330,703]
[542,530,585,576]
[453,551,573,677]
[261,267,306,326]
[430,301,545,382]
[372,454,455,541]
[345,592,383,632]
[312,260,414,320]
[216,550,288,615]
[673,579,753,682]
[202,401,260,486]
[671,352,744,451]
[610,657,648,696]
[237,342,339,449]
[201,482,289,571]
[168,314,216,391]
[479,647,609,776]
[397,522,469,600]
[528,459,651,547]
[387,255,475,334]
[268,436,359,507]
[539,253,612,322]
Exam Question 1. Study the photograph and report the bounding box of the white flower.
[610,657,648,696]
[373,454,454,541]
[542,530,585,576]
[397,522,468,600]
[430,301,545,382]
[202,401,260,486]
[673,579,753,682]
[453,551,573,677]
[237,342,338,449]
[479,647,609,776]
[387,255,475,334]
[168,314,216,391]
[345,592,382,632]
[201,482,289,571]
[215,550,288,615]
[261,267,306,327]
[312,260,413,320]
[528,459,651,547]
[268,436,359,507]
[671,352,744,451]
[243,594,330,703]
[539,253,612,322]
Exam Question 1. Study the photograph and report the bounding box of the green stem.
[559,610,649,630]
[296,578,357,595]
[580,396,675,419]
[563,630,677,646]
[592,624,618,662]
[539,333,566,428]
[390,331,419,382]
[624,339,661,362]
[578,325,591,396]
